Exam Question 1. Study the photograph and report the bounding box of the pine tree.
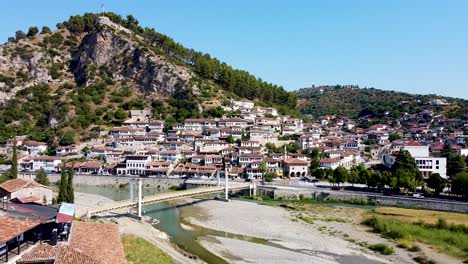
[66,166,74,203]
[57,164,68,204]
[35,168,50,186]
[11,141,18,179]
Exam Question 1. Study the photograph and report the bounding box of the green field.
[122,235,175,264]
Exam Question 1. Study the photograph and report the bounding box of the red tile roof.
[17,243,101,264]
[284,158,309,165]
[69,222,126,264]
[0,217,40,243]
[0,179,50,193]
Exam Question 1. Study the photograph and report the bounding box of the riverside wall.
[258,186,468,213]
[19,173,185,189]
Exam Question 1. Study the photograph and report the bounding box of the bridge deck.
[89,183,250,215]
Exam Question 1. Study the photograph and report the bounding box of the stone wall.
[19,174,185,189]
[259,186,468,213]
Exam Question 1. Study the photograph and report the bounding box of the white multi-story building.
[19,156,62,172]
[124,155,152,176]
[218,118,248,128]
[383,154,447,179]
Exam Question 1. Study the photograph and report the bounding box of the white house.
[22,141,48,156]
[124,155,152,176]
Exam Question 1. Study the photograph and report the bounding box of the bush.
[41,26,52,34]
[397,240,411,249]
[413,256,437,264]
[409,245,421,252]
[368,243,394,255]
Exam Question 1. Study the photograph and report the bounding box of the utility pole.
[138,179,142,218]
[225,173,229,200]
[129,180,134,214]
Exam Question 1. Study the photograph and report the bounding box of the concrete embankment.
[19,173,185,189]
[259,186,468,213]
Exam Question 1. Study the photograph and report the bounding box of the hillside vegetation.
[0,13,297,145]
[295,85,468,119]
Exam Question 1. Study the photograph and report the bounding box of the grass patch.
[297,214,315,224]
[168,185,184,191]
[363,216,468,260]
[368,243,394,255]
[122,235,175,264]
[373,207,468,226]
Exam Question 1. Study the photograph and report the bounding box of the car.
[331,186,343,191]
[412,193,424,198]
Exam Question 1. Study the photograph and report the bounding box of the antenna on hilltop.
[101,3,105,16]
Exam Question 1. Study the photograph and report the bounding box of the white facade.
[403,145,430,157]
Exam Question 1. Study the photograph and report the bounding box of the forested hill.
[295,86,468,119]
[0,13,297,144]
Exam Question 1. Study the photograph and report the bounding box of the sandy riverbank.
[181,199,409,264]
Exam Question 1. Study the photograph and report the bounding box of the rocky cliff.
[70,26,193,95]
[0,19,195,103]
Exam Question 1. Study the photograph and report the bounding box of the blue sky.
[1,0,467,98]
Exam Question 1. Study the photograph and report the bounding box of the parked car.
[412,193,424,198]
[331,186,343,191]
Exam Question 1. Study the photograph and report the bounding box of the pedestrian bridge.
[86,182,252,217]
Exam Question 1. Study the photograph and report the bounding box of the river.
[75,185,385,264]
[75,185,231,263]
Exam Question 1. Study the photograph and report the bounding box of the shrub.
[397,240,411,249]
[368,243,394,255]
[413,255,437,264]
[409,245,421,252]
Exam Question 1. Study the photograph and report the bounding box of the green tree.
[447,155,466,177]
[114,109,128,121]
[451,172,468,197]
[333,166,349,186]
[259,161,267,180]
[15,30,26,41]
[27,26,39,37]
[59,131,76,146]
[368,171,384,188]
[309,148,321,159]
[427,173,445,195]
[310,158,321,172]
[382,171,397,189]
[264,172,276,182]
[312,168,326,180]
[357,165,371,186]
[392,150,422,191]
[57,165,68,204]
[35,168,50,186]
[348,166,360,186]
[389,133,401,142]
[10,141,18,179]
[226,135,235,144]
[40,26,52,34]
[395,169,418,191]
[66,167,74,203]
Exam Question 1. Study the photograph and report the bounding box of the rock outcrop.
[71,27,193,95]
[0,21,195,103]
